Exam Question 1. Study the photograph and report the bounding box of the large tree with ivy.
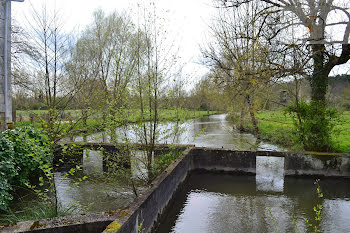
[218,0,350,151]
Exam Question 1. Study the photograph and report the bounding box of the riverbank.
[229,111,350,153]
[14,109,218,134]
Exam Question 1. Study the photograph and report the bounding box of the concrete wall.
[189,148,350,177]
[1,211,123,233]
[190,148,256,174]
[2,147,350,233]
[284,153,350,177]
[0,0,12,130]
[111,147,194,233]
[108,149,350,233]
[54,143,189,171]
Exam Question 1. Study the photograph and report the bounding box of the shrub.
[286,100,338,152]
[0,127,52,211]
[0,138,16,211]
[153,151,182,177]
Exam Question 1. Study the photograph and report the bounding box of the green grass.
[16,109,215,121]
[0,188,76,224]
[254,111,295,147]
[14,109,217,135]
[240,110,350,153]
[333,111,350,153]
[16,109,81,117]
[0,200,75,224]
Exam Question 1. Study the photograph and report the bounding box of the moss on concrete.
[105,221,121,232]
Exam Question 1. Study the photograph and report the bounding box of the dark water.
[153,171,350,233]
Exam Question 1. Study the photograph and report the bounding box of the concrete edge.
[103,146,195,233]
[1,144,194,233]
[2,146,349,233]
[0,210,127,233]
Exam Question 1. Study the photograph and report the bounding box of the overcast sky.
[12,0,216,87]
[11,0,350,85]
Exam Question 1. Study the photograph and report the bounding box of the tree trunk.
[309,44,329,105]
[82,109,88,142]
[239,107,244,132]
[305,44,332,151]
[246,94,259,137]
[294,78,305,148]
[147,149,153,183]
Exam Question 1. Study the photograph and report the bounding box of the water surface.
[153,171,350,233]
[55,114,282,213]
[74,114,281,151]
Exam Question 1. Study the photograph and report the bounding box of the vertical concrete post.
[0,0,12,130]
[280,90,287,105]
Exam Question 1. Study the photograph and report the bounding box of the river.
[153,171,350,233]
[54,114,282,213]
[73,114,281,151]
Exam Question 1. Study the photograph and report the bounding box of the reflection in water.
[83,150,103,175]
[54,169,137,213]
[154,172,350,233]
[55,114,284,213]
[54,149,148,213]
[73,114,282,151]
[256,156,284,192]
[322,199,350,233]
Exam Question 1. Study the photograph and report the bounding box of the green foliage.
[0,127,52,211]
[153,151,182,177]
[332,112,350,152]
[199,104,209,111]
[268,179,324,233]
[229,110,295,147]
[0,138,16,211]
[231,110,350,153]
[0,200,75,224]
[304,179,324,233]
[226,112,241,125]
[15,109,217,136]
[286,100,338,152]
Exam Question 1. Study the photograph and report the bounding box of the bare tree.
[13,4,88,142]
[69,10,140,138]
[132,2,182,182]
[202,1,276,136]
[218,0,350,150]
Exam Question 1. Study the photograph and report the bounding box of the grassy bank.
[0,200,72,224]
[236,111,350,153]
[15,109,217,134]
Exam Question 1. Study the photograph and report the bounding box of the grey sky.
[11,0,350,84]
[12,0,216,87]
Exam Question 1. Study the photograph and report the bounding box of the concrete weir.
[2,146,350,233]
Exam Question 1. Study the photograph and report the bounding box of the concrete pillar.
[280,90,287,104]
[0,0,12,130]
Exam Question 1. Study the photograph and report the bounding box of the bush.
[286,100,338,152]
[153,151,182,177]
[0,138,16,211]
[0,127,52,211]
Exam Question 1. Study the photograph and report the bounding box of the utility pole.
[0,0,24,130]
